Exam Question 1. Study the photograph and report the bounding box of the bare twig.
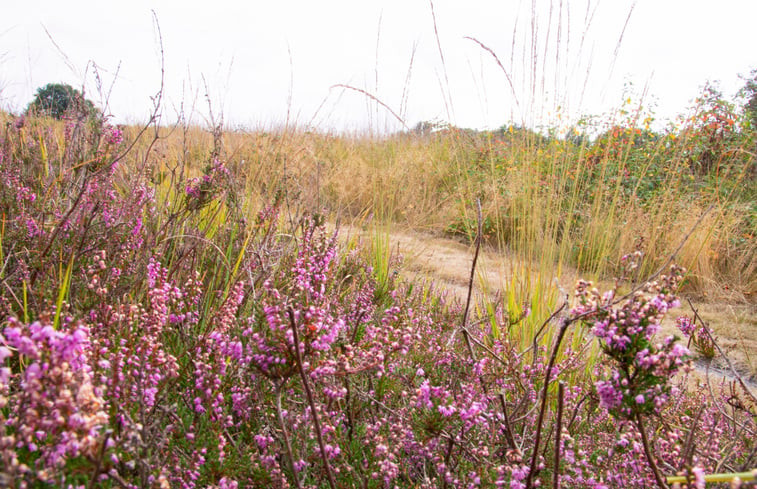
[553,382,565,489]
[499,393,518,449]
[460,198,483,361]
[525,317,570,489]
[458,199,521,456]
[87,430,112,489]
[678,406,705,470]
[100,10,166,176]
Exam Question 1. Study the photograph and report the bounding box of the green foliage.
[681,84,743,175]
[25,83,97,120]
[739,68,757,131]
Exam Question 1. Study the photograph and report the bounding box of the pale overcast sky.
[1,0,755,132]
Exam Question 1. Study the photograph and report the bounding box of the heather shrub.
[0,111,754,488]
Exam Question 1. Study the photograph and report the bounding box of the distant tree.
[25,83,97,119]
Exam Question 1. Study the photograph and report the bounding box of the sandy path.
[339,224,756,387]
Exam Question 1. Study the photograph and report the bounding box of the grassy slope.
[132,119,756,303]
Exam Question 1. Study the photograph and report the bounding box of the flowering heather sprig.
[81,257,195,483]
[675,314,716,358]
[250,224,345,378]
[102,258,181,410]
[574,265,691,418]
[0,318,107,483]
[185,158,231,210]
[676,315,696,336]
[104,124,124,146]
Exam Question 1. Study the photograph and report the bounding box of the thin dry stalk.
[553,382,565,489]
[428,0,453,120]
[276,380,302,489]
[525,316,570,489]
[329,84,408,130]
[464,36,521,114]
[287,307,338,489]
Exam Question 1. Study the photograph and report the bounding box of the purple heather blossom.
[596,380,623,410]
[692,466,706,489]
[438,404,456,417]
[676,315,696,336]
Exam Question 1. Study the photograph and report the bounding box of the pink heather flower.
[131,217,143,237]
[460,402,483,421]
[0,367,10,384]
[509,465,529,489]
[0,346,11,363]
[473,358,487,376]
[692,466,705,489]
[670,343,691,360]
[193,396,206,414]
[438,404,456,417]
[323,444,341,459]
[416,380,433,409]
[106,125,123,145]
[635,394,645,404]
[26,218,42,238]
[676,315,696,336]
[596,380,623,410]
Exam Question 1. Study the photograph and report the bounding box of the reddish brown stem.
[635,413,668,489]
[288,307,338,489]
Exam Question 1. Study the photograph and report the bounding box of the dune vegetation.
[0,75,755,488]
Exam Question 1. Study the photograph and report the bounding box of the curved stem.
[288,307,338,489]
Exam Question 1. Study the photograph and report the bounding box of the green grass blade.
[53,254,75,329]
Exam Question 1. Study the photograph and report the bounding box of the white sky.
[1,0,756,133]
